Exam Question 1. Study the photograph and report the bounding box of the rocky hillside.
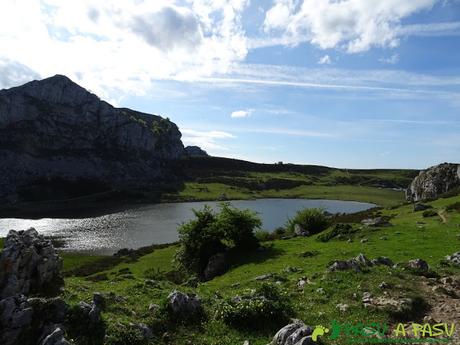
[406,163,460,202]
[0,75,184,203]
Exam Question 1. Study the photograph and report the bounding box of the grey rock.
[254,273,273,281]
[184,145,208,157]
[406,163,460,202]
[294,224,310,237]
[328,253,374,272]
[0,228,63,298]
[371,256,394,267]
[203,252,228,280]
[408,258,429,271]
[167,290,202,316]
[0,75,184,203]
[445,252,460,266]
[136,323,153,339]
[0,295,34,345]
[413,203,433,212]
[361,217,392,227]
[271,320,314,345]
[40,326,70,345]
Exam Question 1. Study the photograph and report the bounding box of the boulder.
[0,228,63,299]
[39,326,70,345]
[271,320,315,345]
[406,163,460,202]
[408,259,429,271]
[167,290,202,317]
[0,295,34,345]
[361,217,392,227]
[328,253,374,272]
[371,256,394,267]
[203,253,228,280]
[294,224,310,237]
[445,252,460,266]
[413,203,432,212]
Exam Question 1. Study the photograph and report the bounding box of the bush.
[105,324,148,345]
[422,209,438,218]
[66,304,105,345]
[446,201,460,212]
[175,203,261,278]
[216,284,293,329]
[317,223,357,242]
[286,208,329,235]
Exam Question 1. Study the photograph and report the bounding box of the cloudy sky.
[1,0,460,168]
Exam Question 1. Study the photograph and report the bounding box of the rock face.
[0,75,184,203]
[0,228,63,299]
[406,163,460,202]
[184,145,209,157]
[203,253,228,281]
[271,320,315,345]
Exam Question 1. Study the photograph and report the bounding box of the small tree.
[175,203,261,277]
[286,208,329,235]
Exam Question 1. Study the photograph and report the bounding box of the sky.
[1,0,460,169]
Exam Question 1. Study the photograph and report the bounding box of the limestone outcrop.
[0,75,184,203]
[406,163,460,202]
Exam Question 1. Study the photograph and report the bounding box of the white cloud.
[0,58,41,89]
[231,109,252,118]
[318,55,332,65]
[379,54,400,64]
[263,0,439,53]
[181,128,235,151]
[0,0,250,97]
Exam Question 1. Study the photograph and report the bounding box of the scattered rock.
[406,163,460,202]
[360,238,368,243]
[408,259,429,272]
[254,273,273,281]
[148,303,160,312]
[243,341,250,345]
[336,303,349,312]
[379,282,391,289]
[361,217,392,227]
[40,326,70,345]
[413,203,433,212]
[203,253,228,281]
[371,256,394,267]
[328,253,376,272]
[135,323,153,339]
[0,228,64,299]
[362,292,372,306]
[445,252,460,266]
[294,224,310,237]
[167,290,203,317]
[271,320,314,345]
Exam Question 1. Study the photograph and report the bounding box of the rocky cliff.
[0,75,184,203]
[406,163,460,201]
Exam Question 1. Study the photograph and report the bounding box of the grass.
[60,194,460,345]
[165,182,406,207]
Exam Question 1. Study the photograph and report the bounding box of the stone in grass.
[445,252,460,266]
[167,290,203,317]
[271,320,314,345]
[407,259,429,272]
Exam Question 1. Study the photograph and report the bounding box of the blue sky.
[1,0,460,168]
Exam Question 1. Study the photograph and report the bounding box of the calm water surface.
[0,199,374,254]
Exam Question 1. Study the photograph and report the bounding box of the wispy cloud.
[379,54,399,65]
[231,109,253,118]
[318,55,332,65]
[181,128,235,151]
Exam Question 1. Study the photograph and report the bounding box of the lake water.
[0,199,374,254]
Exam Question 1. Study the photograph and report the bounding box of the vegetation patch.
[215,284,293,330]
[317,223,358,242]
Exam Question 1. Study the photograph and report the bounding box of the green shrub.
[105,324,148,345]
[175,203,261,278]
[255,230,272,242]
[216,284,293,330]
[422,209,438,218]
[66,304,105,345]
[317,223,356,242]
[446,201,460,212]
[286,208,329,235]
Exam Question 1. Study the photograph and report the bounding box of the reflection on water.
[0,199,374,254]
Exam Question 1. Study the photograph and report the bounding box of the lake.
[0,199,374,254]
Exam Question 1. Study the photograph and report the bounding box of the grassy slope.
[163,157,416,207]
[62,195,460,345]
